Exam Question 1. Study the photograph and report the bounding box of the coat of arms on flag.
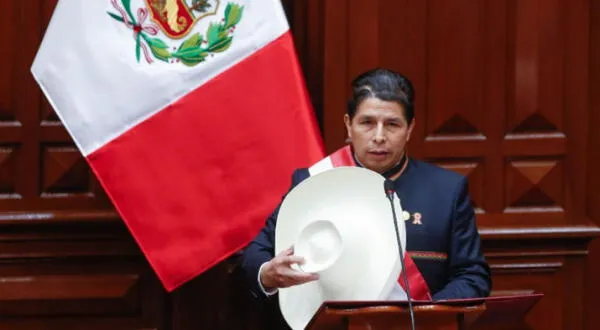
[108,0,242,66]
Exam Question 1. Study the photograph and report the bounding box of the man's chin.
[363,162,391,174]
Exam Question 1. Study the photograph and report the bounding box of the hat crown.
[295,220,343,273]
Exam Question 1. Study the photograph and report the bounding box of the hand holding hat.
[260,247,320,291]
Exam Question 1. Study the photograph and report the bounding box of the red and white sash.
[308,145,432,300]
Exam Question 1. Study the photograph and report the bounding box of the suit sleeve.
[433,177,492,300]
[240,169,306,299]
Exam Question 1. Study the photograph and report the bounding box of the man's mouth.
[368,150,389,157]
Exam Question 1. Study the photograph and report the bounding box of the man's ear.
[344,114,352,140]
[406,118,416,142]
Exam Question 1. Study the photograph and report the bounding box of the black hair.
[347,68,415,123]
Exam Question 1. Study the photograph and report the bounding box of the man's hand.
[260,247,319,291]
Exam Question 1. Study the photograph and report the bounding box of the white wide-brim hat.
[275,167,406,330]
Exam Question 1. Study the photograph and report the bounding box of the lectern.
[305,294,542,330]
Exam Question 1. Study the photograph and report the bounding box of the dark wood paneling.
[488,261,567,330]
[322,0,349,153]
[0,0,112,213]
[168,258,267,330]
[586,0,600,329]
[1,0,599,329]
[481,230,596,329]
[321,0,590,227]
[314,0,599,329]
[281,0,325,134]
[0,221,166,329]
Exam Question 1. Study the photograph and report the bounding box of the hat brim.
[275,167,406,330]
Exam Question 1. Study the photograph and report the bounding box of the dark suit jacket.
[240,158,491,327]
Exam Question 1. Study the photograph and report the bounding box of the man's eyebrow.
[356,114,374,119]
[386,117,403,122]
[356,114,403,121]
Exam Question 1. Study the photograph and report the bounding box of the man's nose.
[373,123,385,143]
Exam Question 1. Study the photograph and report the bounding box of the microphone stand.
[384,180,416,330]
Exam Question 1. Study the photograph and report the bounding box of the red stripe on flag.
[86,32,324,291]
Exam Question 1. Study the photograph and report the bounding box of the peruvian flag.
[31,0,324,291]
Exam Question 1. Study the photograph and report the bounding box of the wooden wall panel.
[481,233,593,329]
[281,0,325,134]
[0,0,112,213]
[315,0,600,329]
[0,221,166,329]
[1,0,599,329]
[586,1,600,329]
[488,261,566,330]
[320,0,591,226]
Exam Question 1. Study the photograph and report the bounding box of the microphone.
[384,179,416,330]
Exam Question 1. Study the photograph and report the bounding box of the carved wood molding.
[0,211,119,225]
[490,262,564,274]
[0,212,138,260]
[480,225,600,240]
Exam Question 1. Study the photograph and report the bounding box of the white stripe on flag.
[31,0,288,156]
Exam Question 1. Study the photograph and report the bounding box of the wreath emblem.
[107,0,244,66]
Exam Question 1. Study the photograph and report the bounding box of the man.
[241,68,491,326]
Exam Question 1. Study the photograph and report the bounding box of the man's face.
[344,97,414,174]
